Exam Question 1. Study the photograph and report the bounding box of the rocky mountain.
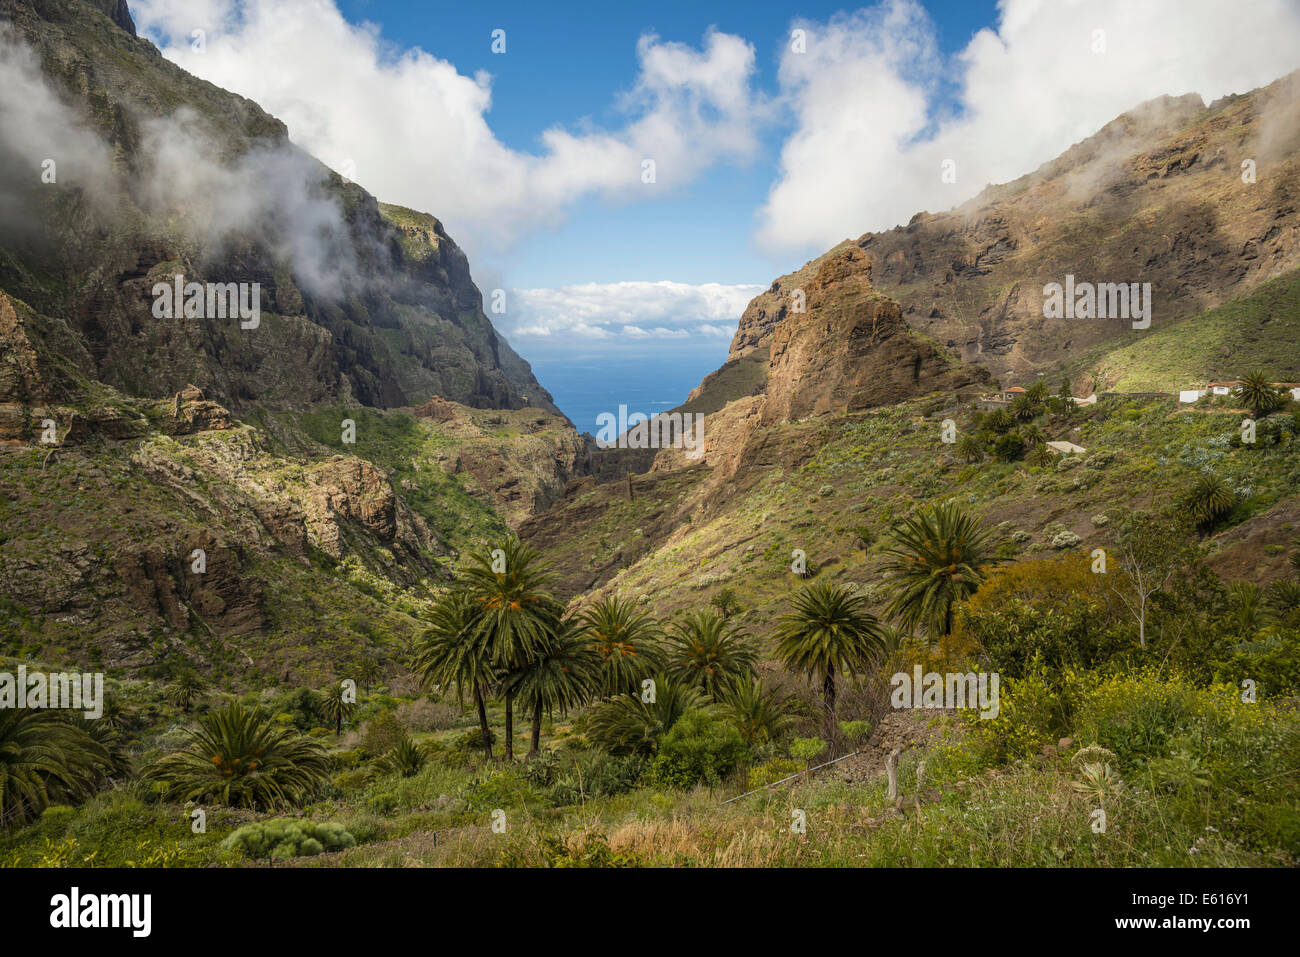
[730,73,1300,392]
[0,0,583,679]
[0,0,558,422]
[525,71,1300,622]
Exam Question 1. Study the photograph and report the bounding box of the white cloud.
[504,280,762,342]
[130,0,766,259]
[758,0,1300,254]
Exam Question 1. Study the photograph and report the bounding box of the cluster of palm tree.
[958,380,1055,464]
[413,539,592,761]
[413,539,804,762]
[412,502,1004,765]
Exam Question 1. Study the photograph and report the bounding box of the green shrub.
[221,818,355,863]
[746,757,803,789]
[1071,670,1266,767]
[360,711,407,757]
[790,737,828,764]
[839,721,872,745]
[649,711,747,789]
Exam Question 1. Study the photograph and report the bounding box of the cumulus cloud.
[505,280,763,343]
[758,0,1300,254]
[131,0,767,258]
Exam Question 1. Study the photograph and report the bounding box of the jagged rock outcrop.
[760,247,989,424]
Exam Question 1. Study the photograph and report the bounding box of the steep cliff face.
[760,247,988,424]
[730,75,1300,387]
[0,0,558,417]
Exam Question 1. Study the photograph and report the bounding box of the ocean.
[525,347,729,436]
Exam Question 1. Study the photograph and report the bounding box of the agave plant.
[1071,762,1123,804]
[0,709,110,830]
[144,702,330,810]
[665,611,757,700]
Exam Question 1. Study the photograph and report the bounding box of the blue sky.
[333,0,999,288]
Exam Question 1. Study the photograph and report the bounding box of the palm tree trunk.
[529,699,542,759]
[823,665,836,720]
[475,686,492,761]
[504,689,515,761]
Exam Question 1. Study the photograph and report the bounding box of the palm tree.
[459,538,565,761]
[1266,579,1300,620]
[504,621,599,758]
[1026,443,1056,468]
[880,502,998,638]
[665,611,756,700]
[580,595,665,697]
[0,710,110,830]
[317,681,356,735]
[412,590,497,761]
[1021,424,1047,449]
[1182,473,1235,528]
[584,676,706,756]
[1010,393,1038,422]
[1236,371,1284,419]
[1026,380,1050,404]
[1227,581,1266,635]
[774,580,884,719]
[721,678,799,745]
[955,433,984,463]
[144,703,330,810]
[986,408,1015,433]
[166,671,205,713]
